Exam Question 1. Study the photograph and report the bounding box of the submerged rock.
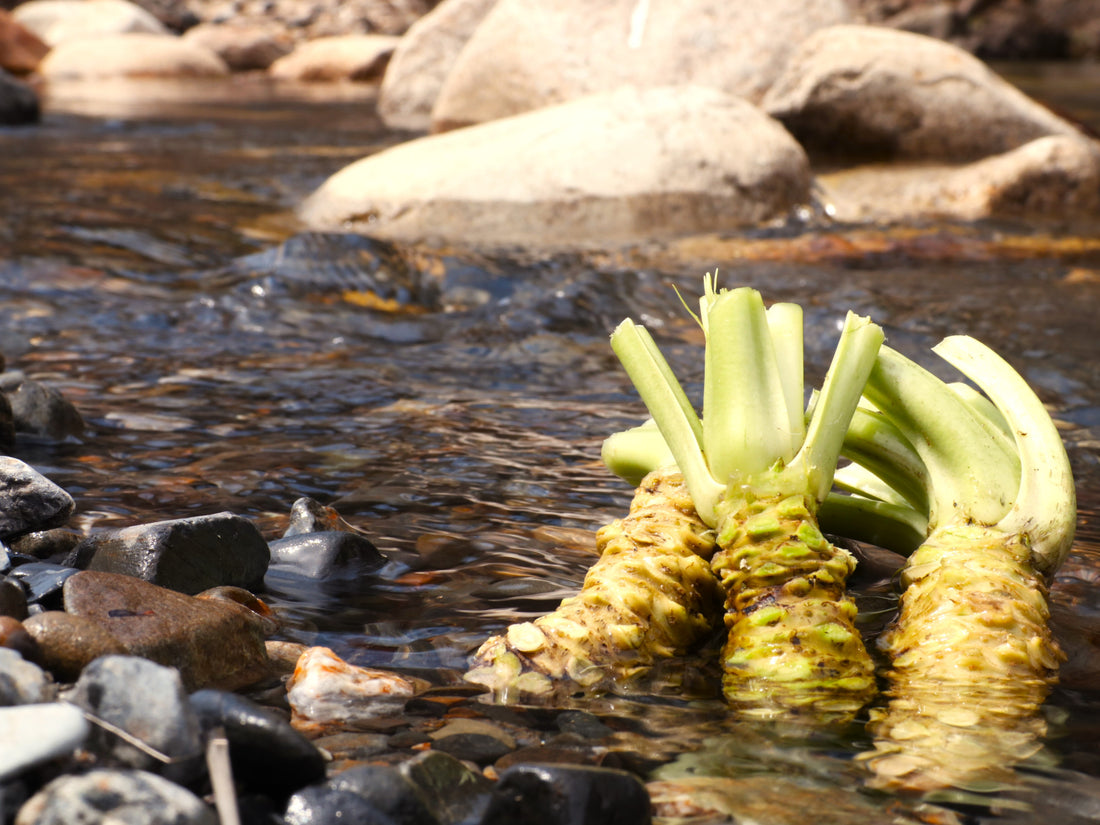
[72,511,269,595]
[300,85,811,248]
[763,25,1082,162]
[429,0,851,130]
[62,571,269,691]
[0,458,74,541]
[482,764,651,825]
[286,646,416,725]
[15,769,216,825]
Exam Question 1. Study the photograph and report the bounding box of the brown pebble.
[21,611,125,680]
[0,615,40,663]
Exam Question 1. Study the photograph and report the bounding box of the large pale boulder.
[762,25,1082,162]
[38,32,229,79]
[819,134,1100,223]
[429,0,851,131]
[377,0,497,131]
[12,0,167,46]
[268,34,400,82]
[299,85,811,248]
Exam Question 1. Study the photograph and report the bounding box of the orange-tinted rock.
[0,10,48,74]
[22,610,126,682]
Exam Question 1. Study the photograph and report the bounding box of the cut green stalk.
[464,467,722,701]
[609,281,883,720]
[850,339,1075,792]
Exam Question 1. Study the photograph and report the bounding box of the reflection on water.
[3,73,1100,817]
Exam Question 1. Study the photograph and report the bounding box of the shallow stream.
[2,71,1100,821]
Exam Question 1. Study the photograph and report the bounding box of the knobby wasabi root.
[464,468,721,701]
[861,526,1063,791]
[712,491,875,719]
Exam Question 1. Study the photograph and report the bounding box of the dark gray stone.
[189,689,324,799]
[7,380,84,441]
[267,530,385,579]
[5,562,78,610]
[0,458,75,541]
[555,710,613,740]
[325,764,437,825]
[14,769,216,825]
[285,786,398,825]
[400,750,493,825]
[9,528,83,563]
[430,731,513,765]
[63,571,270,692]
[73,511,270,595]
[481,764,652,825]
[0,69,37,127]
[66,655,203,778]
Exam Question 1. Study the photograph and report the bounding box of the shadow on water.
[3,72,1100,820]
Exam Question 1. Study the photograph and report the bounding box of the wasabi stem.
[848,339,1075,792]
[609,280,883,720]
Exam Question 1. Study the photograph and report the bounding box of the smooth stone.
[284,786,398,825]
[0,703,89,781]
[6,380,84,441]
[762,24,1082,162]
[284,497,350,537]
[63,571,269,691]
[73,511,270,595]
[0,10,49,74]
[195,586,279,636]
[312,731,390,761]
[38,32,229,80]
[22,611,127,683]
[8,527,83,563]
[12,0,167,46]
[14,768,216,825]
[267,530,386,579]
[399,750,493,825]
[286,646,415,725]
[431,732,513,765]
[0,458,75,541]
[377,0,497,131]
[189,689,325,799]
[5,562,78,610]
[0,579,28,619]
[325,763,436,824]
[180,20,291,71]
[0,616,40,662]
[482,764,652,825]
[429,0,851,131]
[428,717,516,749]
[268,34,399,82]
[555,710,613,739]
[67,655,203,776]
[0,647,53,705]
[300,85,811,248]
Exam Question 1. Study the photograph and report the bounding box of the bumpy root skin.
[465,469,721,701]
[712,492,876,720]
[861,525,1063,792]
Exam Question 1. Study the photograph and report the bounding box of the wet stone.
[0,615,40,663]
[313,731,391,761]
[284,496,348,536]
[195,586,279,636]
[72,511,269,595]
[0,703,89,782]
[22,610,127,683]
[0,579,28,619]
[5,562,77,610]
[284,786,397,825]
[8,528,83,563]
[399,750,493,825]
[6,380,84,441]
[482,764,652,825]
[0,458,75,541]
[67,655,203,779]
[0,647,53,705]
[555,710,613,740]
[14,768,216,825]
[287,646,415,725]
[63,571,269,691]
[431,731,513,765]
[189,689,325,800]
[325,763,436,824]
[267,530,386,579]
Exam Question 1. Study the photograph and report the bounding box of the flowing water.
[3,72,1100,821]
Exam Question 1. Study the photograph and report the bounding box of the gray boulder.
[0,457,74,541]
[300,85,811,248]
[429,0,851,131]
[762,24,1082,162]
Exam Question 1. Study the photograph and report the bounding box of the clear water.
[3,71,1100,821]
